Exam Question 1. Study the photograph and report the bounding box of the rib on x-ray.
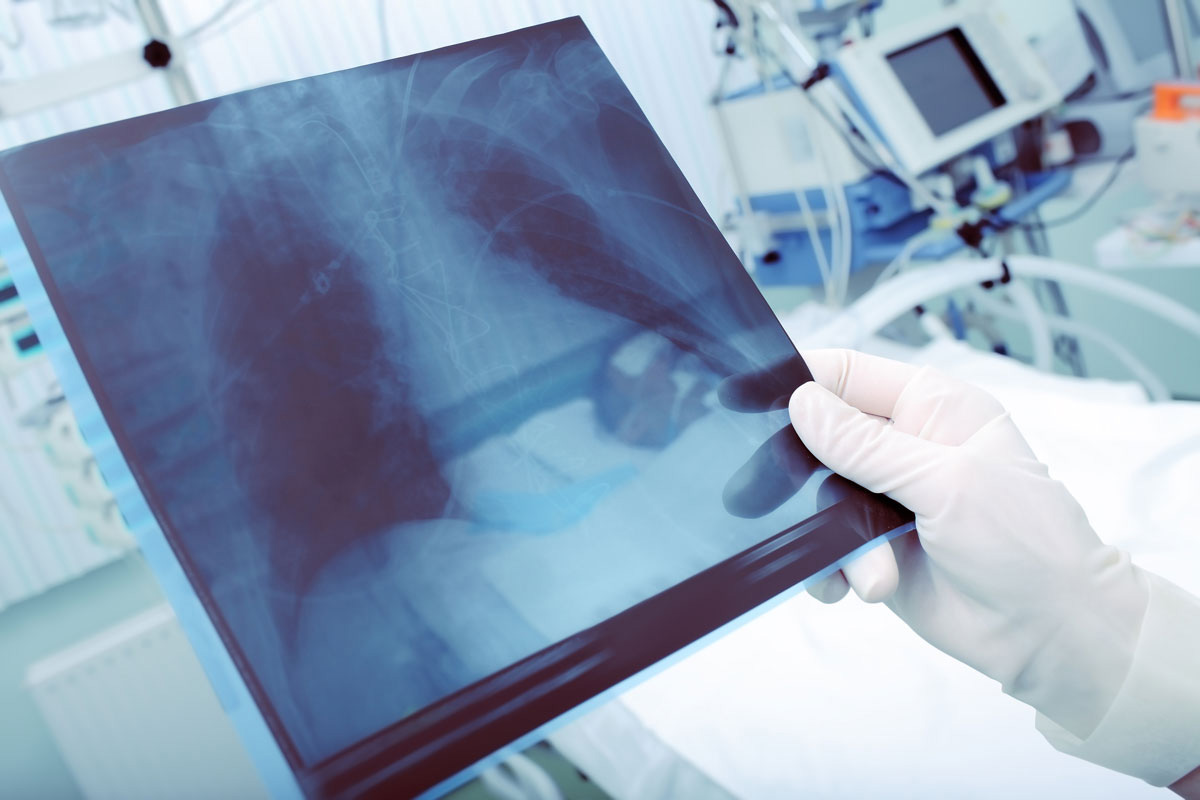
[0,18,913,797]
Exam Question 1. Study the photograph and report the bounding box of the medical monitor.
[0,18,913,799]
[835,3,1061,174]
[1074,0,1200,98]
[885,29,1006,137]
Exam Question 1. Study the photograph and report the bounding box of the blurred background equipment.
[712,0,1066,300]
[1051,0,1200,163]
[1134,82,1200,196]
[711,0,1200,398]
[1096,78,1200,270]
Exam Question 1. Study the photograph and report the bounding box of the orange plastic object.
[1151,82,1200,121]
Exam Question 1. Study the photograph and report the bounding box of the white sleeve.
[1035,572,1200,787]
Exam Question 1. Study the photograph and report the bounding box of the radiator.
[25,605,269,800]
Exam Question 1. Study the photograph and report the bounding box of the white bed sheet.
[551,339,1199,799]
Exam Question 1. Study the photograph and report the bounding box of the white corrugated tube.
[791,257,1200,374]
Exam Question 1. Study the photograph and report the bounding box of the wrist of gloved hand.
[1036,572,1200,787]
[1005,551,1148,740]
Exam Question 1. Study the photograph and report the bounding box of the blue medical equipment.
[711,1,1070,289]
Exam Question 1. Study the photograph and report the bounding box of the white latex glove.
[788,349,1149,742]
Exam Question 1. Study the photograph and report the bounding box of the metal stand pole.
[134,0,198,105]
[1164,0,1196,81]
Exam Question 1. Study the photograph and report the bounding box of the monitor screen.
[1110,0,1172,62]
[887,27,1007,137]
[0,18,913,798]
[1106,0,1200,61]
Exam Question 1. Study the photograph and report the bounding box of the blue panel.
[752,170,1071,286]
[0,18,913,797]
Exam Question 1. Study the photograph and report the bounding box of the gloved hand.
[788,348,1149,741]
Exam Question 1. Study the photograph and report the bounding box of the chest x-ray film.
[0,18,913,798]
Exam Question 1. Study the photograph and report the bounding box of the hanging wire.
[180,0,276,43]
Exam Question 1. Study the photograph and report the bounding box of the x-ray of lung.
[0,18,912,797]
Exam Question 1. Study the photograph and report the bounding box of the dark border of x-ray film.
[317,500,913,798]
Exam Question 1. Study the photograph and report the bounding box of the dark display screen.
[887,27,1007,137]
[0,18,913,798]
